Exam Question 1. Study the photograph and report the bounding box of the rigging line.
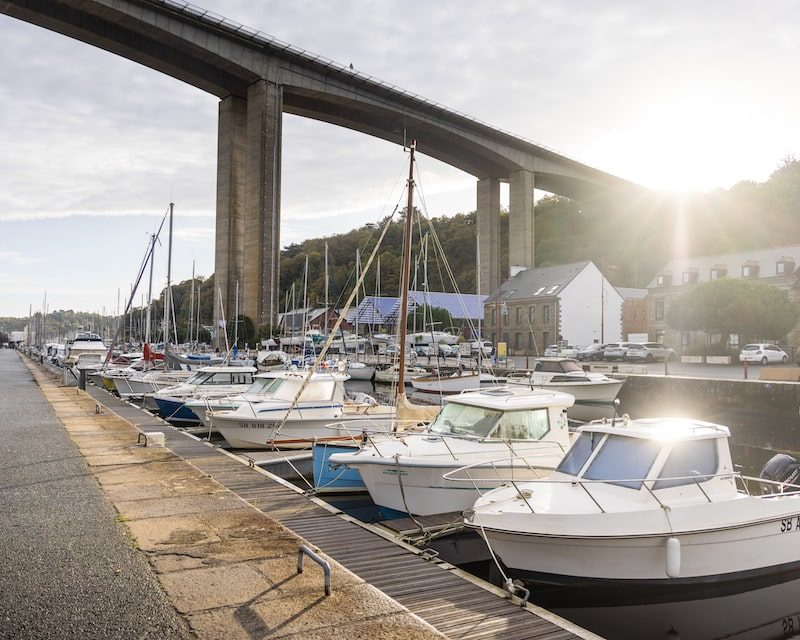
[102,209,169,368]
[271,205,401,439]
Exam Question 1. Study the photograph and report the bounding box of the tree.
[665,279,799,344]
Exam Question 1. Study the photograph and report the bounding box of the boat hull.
[213,408,395,449]
[152,396,202,426]
[472,509,800,587]
[312,443,366,493]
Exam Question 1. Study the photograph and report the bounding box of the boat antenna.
[397,140,416,392]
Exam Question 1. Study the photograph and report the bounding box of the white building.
[484,261,623,355]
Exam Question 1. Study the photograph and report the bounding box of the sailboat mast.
[324,241,329,335]
[397,142,416,391]
[145,232,156,345]
[164,202,174,352]
[189,260,195,348]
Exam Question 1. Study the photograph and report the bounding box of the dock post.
[79,369,86,390]
[743,360,748,380]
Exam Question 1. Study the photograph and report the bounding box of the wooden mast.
[397,142,416,391]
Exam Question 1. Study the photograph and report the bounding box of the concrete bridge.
[1,0,637,331]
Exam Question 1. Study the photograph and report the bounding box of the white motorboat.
[374,364,428,385]
[151,365,257,425]
[114,367,195,399]
[465,417,800,596]
[329,387,575,516]
[209,369,396,449]
[506,357,622,403]
[64,331,108,365]
[410,370,505,394]
[342,360,375,381]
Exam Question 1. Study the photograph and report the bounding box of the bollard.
[79,368,86,390]
[664,358,669,376]
[743,360,748,380]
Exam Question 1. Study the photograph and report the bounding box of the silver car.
[626,342,677,362]
[603,342,633,361]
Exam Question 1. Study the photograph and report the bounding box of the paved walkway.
[0,349,191,639]
[1,350,445,640]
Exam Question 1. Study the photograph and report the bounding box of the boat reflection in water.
[554,576,800,640]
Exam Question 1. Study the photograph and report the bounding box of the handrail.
[444,456,800,514]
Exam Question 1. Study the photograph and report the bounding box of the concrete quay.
[1,349,444,640]
[3,350,596,640]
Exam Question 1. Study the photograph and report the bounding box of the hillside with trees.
[6,157,800,341]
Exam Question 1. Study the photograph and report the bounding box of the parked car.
[739,343,788,365]
[437,343,457,357]
[470,340,493,357]
[626,342,677,362]
[603,342,633,361]
[413,345,431,357]
[577,343,607,361]
[544,344,580,358]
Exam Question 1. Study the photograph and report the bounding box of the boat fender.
[665,536,681,578]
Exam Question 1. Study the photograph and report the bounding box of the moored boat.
[329,386,575,516]
[465,416,800,599]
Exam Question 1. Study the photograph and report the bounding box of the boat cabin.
[185,366,256,386]
[428,387,574,442]
[554,417,736,501]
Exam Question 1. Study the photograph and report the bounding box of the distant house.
[647,244,800,353]
[277,307,350,334]
[484,261,622,355]
[616,287,649,340]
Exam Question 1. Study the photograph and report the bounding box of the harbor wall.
[617,375,800,458]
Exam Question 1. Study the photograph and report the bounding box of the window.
[655,298,665,321]
[542,331,550,346]
[546,285,560,295]
[515,332,522,350]
[583,434,661,489]
[516,307,522,324]
[710,268,726,280]
[742,264,759,277]
[490,408,550,440]
[656,274,672,286]
[543,305,551,323]
[556,432,602,476]
[528,333,534,351]
[429,403,502,437]
[653,439,718,490]
[533,286,546,296]
[528,306,535,322]
[778,262,786,274]
[491,308,496,325]
[682,271,698,284]
[681,332,690,347]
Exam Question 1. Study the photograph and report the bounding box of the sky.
[2,1,800,318]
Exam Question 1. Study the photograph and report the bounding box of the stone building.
[647,244,800,354]
[484,261,622,355]
[616,287,650,340]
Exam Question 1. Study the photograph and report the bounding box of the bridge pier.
[509,169,535,272]
[476,177,501,298]
[214,81,283,344]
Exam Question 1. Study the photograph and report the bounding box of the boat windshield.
[429,404,550,440]
[558,432,661,489]
[536,360,582,373]
[246,377,287,395]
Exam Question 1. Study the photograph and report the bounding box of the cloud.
[0,251,44,265]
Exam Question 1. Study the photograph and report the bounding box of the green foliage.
[666,278,799,342]
[233,314,256,347]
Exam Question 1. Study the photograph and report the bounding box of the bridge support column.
[243,79,283,334]
[476,177,501,297]
[214,95,247,346]
[509,169,535,272]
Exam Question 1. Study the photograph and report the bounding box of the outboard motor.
[759,453,800,493]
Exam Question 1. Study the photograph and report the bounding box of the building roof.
[648,244,800,288]
[485,261,591,302]
[347,291,487,325]
[616,287,648,300]
[278,307,330,331]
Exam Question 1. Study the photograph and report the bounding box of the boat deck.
[83,383,594,640]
